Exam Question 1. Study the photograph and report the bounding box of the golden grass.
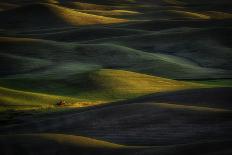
[204,11,232,19]
[46,3,128,25]
[0,37,51,43]
[168,10,210,19]
[151,103,230,112]
[112,10,140,14]
[0,133,125,148]
[0,69,207,110]
[87,69,206,94]
[38,134,125,148]
[78,9,140,16]
[0,86,99,110]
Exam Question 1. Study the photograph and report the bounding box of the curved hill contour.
[0,3,127,29]
[1,37,226,79]
[0,134,231,155]
[0,69,204,104]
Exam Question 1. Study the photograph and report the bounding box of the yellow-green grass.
[33,134,125,148]
[140,10,211,20]
[47,3,128,26]
[70,69,207,100]
[0,69,207,111]
[2,37,225,79]
[86,28,232,78]
[0,134,231,155]
[0,134,140,155]
[0,86,101,111]
[185,79,232,87]
[0,3,128,30]
[204,11,232,19]
[77,9,140,17]
[0,133,125,149]
[163,10,210,19]
[89,69,204,92]
[151,103,230,112]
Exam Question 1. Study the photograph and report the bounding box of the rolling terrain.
[0,3,127,30]
[1,87,232,155]
[0,0,232,155]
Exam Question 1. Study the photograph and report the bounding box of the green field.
[0,69,207,111]
[0,0,232,155]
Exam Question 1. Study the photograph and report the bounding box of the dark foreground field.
[1,87,232,155]
[0,0,232,155]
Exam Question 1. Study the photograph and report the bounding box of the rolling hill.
[1,87,231,147]
[10,27,149,42]
[0,0,232,155]
[0,86,88,111]
[0,3,127,30]
[86,27,232,71]
[136,10,211,20]
[0,69,205,104]
[0,37,228,79]
[0,133,231,155]
[0,134,129,155]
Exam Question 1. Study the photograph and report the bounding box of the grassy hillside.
[0,86,89,111]
[75,9,140,18]
[1,88,231,147]
[0,53,52,76]
[0,69,205,103]
[0,134,129,155]
[0,0,232,155]
[0,3,127,30]
[137,10,211,20]
[1,37,228,79]
[68,69,205,99]
[188,79,232,87]
[120,87,232,110]
[12,27,149,42]
[0,134,231,155]
[204,11,232,19]
[0,134,125,148]
[87,27,232,71]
